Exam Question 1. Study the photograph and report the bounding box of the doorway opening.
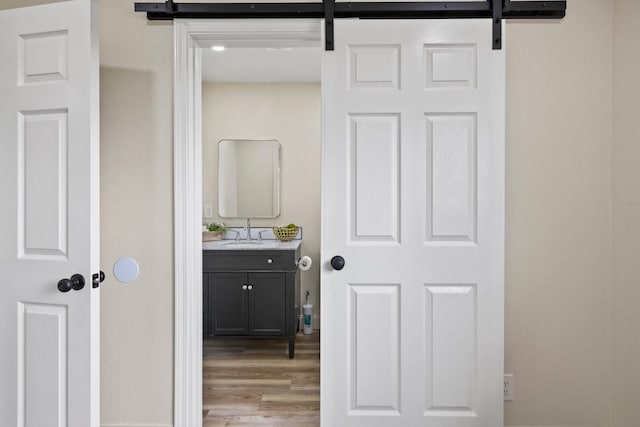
[201,42,322,425]
[172,19,323,427]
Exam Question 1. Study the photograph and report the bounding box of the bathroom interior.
[200,44,322,426]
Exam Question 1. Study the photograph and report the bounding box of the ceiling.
[201,47,321,83]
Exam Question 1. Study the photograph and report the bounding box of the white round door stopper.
[113,257,140,283]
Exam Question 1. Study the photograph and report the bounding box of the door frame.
[173,19,322,427]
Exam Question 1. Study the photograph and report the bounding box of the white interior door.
[0,1,100,426]
[322,19,505,427]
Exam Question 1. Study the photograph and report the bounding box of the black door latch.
[92,271,106,288]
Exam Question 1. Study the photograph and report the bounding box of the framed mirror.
[218,139,281,218]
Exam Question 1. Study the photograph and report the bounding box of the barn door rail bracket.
[324,0,335,51]
[493,0,502,49]
[134,0,566,50]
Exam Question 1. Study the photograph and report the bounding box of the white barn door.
[322,19,505,427]
[0,1,100,426]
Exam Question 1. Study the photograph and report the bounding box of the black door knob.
[330,256,345,271]
[58,274,85,293]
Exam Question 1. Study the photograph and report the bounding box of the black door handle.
[58,274,85,293]
[330,256,345,271]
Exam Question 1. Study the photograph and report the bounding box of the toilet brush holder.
[303,304,313,334]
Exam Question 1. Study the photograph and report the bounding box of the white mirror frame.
[173,19,321,427]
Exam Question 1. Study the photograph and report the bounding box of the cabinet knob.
[247,284,253,290]
[242,285,248,290]
[267,258,273,264]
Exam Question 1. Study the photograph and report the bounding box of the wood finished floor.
[203,333,320,427]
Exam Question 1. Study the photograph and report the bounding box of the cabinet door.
[211,272,249,335]
[249,272,286,336]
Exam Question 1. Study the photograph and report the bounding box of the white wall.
[203,82,322,316]
[98,1,175,425]
[504,1,614,425]
[0,0,627,426]
[612,1,640,426]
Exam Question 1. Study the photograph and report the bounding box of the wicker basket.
[202,231,224,242]
[272,226,300,242]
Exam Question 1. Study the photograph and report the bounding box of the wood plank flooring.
[203,333,320,427]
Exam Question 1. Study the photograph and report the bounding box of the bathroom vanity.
[203,239,301,358]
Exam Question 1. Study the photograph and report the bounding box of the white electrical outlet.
[504,374,514,401]
[204,204,213,218]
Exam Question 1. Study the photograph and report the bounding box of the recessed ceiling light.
[211,46,226,52]
[266,47,293,52]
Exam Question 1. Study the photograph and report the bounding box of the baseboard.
[103,423,580,427]
[101,424,172,427]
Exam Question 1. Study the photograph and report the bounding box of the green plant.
[207,223,227,232]
[286,223,298,229]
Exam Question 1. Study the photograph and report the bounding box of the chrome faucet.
[245,218,252,241]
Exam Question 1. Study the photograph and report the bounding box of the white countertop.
[203,239,302,251]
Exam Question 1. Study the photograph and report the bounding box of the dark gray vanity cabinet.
[203,247,300,358]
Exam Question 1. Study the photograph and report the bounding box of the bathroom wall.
[0,0,623,426]
[202,82,322,318]
[217,140,279,217]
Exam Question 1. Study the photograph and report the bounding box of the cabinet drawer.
[203,250,296,272]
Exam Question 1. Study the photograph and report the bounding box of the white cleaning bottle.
[303,291,313,334]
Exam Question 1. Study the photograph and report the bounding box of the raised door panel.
[348,45,400,89]
[211,273,248,336]
[425,285,477,415]
[425,113,477,243]
[18,303,68,427]
[19,110,69,258]
[349,114,400,243]
[348,284,400,414]
[249,272,286,336]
